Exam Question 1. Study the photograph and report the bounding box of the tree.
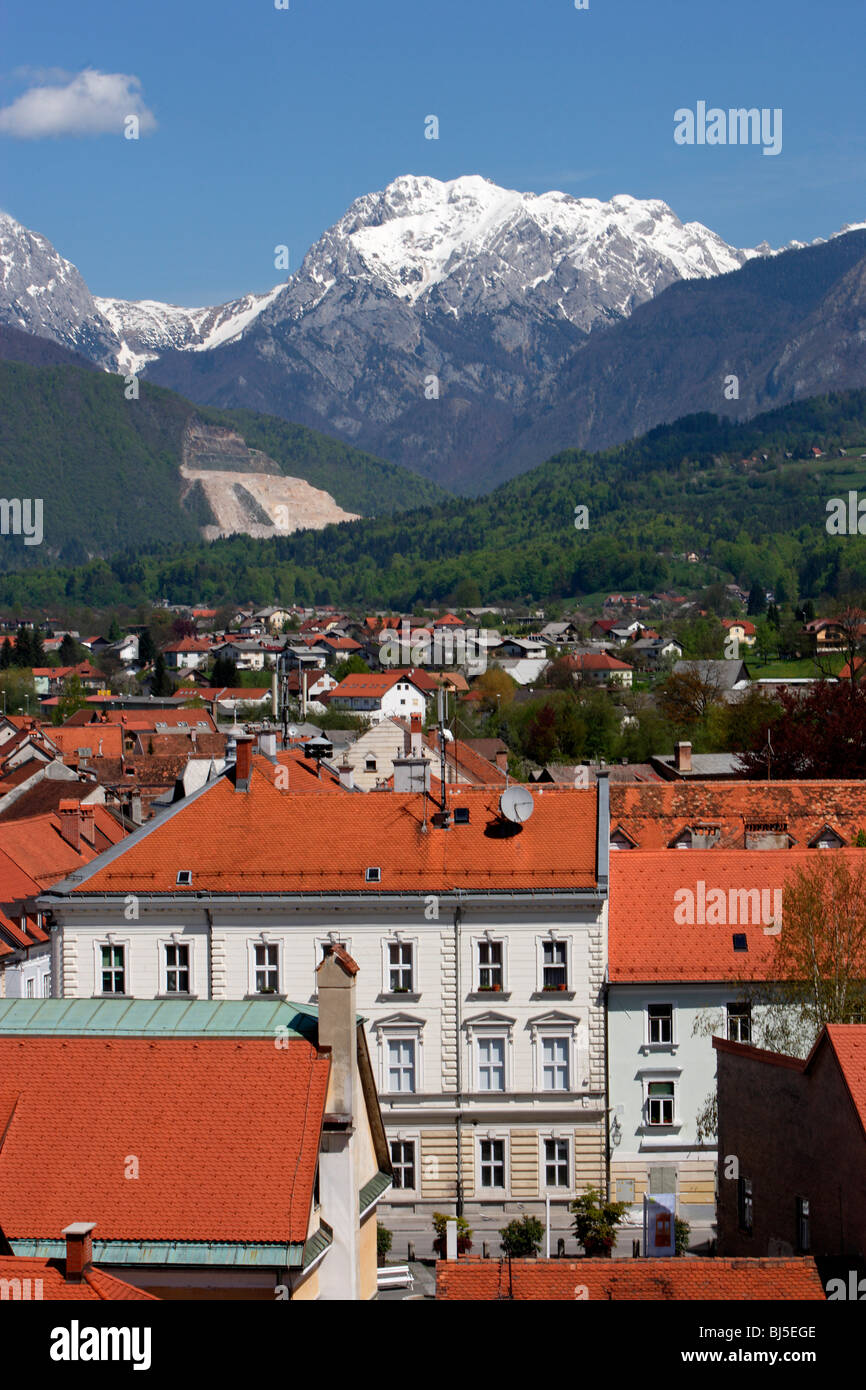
[499,1216,544,1258]
[150,652,175,697]
[473,668,518,711]
[138,628,156,666]
[738,680,866,779]
[766,602,781,630]
[211,654,239,688]
[334,655,369,681]
[376,1222,393,1266]
[13,626,32,667]
[53,674,88,725]
[747,581,767,616]
[59,633,79,666]
[524,702,558,764]
[107,617,121,641]
[570,1188,630,1257]
[658,667,725,726]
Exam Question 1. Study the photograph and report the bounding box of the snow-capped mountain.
[4,176,863,491]
[95,287,284,376]
[0,210,282,375]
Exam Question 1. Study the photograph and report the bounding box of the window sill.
[244,992,288,1001]
[640,1042,679,1054]
[532,990,575,1001]
[378,992,421,1004]
[156,993,198,1000]
[468,991,511,1002]
[92,992,129,999]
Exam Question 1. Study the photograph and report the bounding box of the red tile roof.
[609,847,866,983]
[567,653,633,672]
[0,1253,158,1301]
[329,669,433,700]
[0,807,125,893]
[609,779,866,849]
[436,1257,825,1300]
[69,778,599,896]
[0,1037,330,1244]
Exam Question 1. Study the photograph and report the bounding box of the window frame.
[94,938,129,997]
[478,1135,508,1193]
[389,1138,418,1194]
[541,1135,571,1191]
[645,1002,675,1047]
[473,935,506,993]
[381,936,417,995]
[385,1036,417,1095]
[246,935,284,997]
[476,1034,507,1093]
[540,1034,571,1092]
[375,1017,425,1095]
[537,934,570,992]
[726,1000,752,1043]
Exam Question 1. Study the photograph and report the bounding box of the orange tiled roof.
[609,846,866,983]
[436,1257,825,1300]
[0,807,125,892]
[609,779,866,849]
[69,776,599,896]
[0,1037,330,1244]
[0,1254,157,1301]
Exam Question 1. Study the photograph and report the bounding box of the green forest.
[3,383,866,612]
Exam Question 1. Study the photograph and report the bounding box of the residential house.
[716,1025,866,1261]
[40,752,611,1256]
[721,618,756,649]
[162,638,214,671]
[327,670,431,724]
[0,1230,157,1302]
[0,950,392,1300]
[650,742,745,782]
[566,653,634,689]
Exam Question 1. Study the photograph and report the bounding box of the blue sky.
[2,0,864,305]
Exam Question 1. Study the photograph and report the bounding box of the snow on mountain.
[267,175,759,335]
[95,286,285,376]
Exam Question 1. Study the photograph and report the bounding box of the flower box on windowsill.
[378,992,421,1004]
[467,991,511,1003]
[478,984,503,992]
[543,984,569,992]
[532,990,576,1001]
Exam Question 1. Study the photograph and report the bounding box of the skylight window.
[732,933,748,952]
[365,867,381,883]
[176,870,193,886]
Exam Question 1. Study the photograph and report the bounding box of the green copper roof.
[359,1170,393,1216]
[10,1238,306,1268]
[0,997,321,1041]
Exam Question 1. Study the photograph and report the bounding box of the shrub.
[500,1215,545,1258]
[431,1211,473,1241]
[570,1187,630,1257]
[675,1216,691,1257]
[377,1222,393,1264]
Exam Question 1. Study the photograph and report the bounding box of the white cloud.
[0,68,156,139]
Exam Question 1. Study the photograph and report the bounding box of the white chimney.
[393,755,431,794]
[316,945,362,1301]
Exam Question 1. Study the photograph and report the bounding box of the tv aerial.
[498,786,534,825]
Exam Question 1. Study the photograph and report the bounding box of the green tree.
[747,580,767,616]
[499,1216,545,1258]
[108,617,122,641]
[570,1188,630,1257]
[53,674,89,725]
[138,628,156,665]
[211,654,239,688]
[334,655,370,680]
[151,652,175,697]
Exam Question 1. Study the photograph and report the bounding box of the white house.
[327,671,431,725]
[39,744,611,1258]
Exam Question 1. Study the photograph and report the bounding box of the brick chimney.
[58,800,82,851]
[234,736,253,791]
[61,1222,96,1282]
[674,741,692,774]
[495,747,508,773]
[409,713,423,757]
[80,804,96,846]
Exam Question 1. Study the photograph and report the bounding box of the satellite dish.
[287,726,297,738]
[499,786,534,825]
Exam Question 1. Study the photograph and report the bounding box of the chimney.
[393,755,431,795]
[258,729,277,762]
[80,804,96,846]
[337,761,354,791]
[234,736,253,790]
[61,1222,96,1283]
[58,800,82,852]
[409,713,423,757]
[272,670,279,719]
[316,946,362,1301]
[495,748,508,773]
[674,741,692,774]
[129,792,143,826]
[595,770,610,895]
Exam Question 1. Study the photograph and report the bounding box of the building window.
[390,1140,416,1190]
[544,1138,569,1188]
[647,1080,675,1126]
[726,1001,751,1043]
[387,1039,416,1093]
[796,1196,810,1253]
[254,943,279,994]
[540,1036,570,1091]
[477,1037,506,1092]
[647,1003,673,1044]
[738,1177,753,1234]
[477,940,503,990]
[365,757,377,772]
[542,940,567,989]
[165,943,190,993]
[101,944,125,994]
[42,974,51,998]
[26,977,34,998]
[388,941,413,993]
[479,1139,505,1189]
